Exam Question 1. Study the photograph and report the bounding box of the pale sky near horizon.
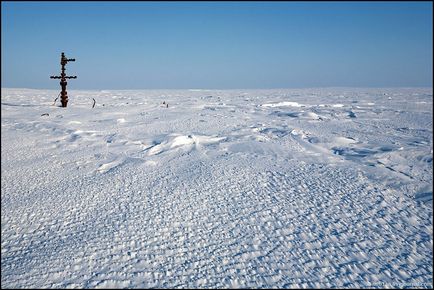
[1,1,432,90]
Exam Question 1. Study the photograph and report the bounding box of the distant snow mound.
[148,134,226,156]
[262,101,305,108]
[271,110,321,120]
[301,111,320,120]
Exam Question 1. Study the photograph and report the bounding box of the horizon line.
[2,86,433,91]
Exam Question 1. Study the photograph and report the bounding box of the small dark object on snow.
[53,93,60,106]
[166,103,169,108]
[41,113,49,116]
[50,52,77,108]
[92,98,96,108]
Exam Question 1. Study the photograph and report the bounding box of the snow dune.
[1,88,433,288]
[262,101,305,107]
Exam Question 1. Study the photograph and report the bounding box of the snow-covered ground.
[1,88,432,288]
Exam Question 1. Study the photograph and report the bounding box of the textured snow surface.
[1,88,433,288]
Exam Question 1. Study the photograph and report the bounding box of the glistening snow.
[1,88,433,288]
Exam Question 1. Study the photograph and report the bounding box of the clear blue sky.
[1,1,432,89]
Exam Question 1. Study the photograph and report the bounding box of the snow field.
[1,88,433,288]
